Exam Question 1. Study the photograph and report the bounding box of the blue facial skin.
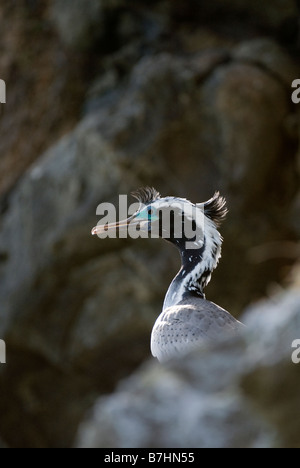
[136,206,159,221]
[135,206,159,231]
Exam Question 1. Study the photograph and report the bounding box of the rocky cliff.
[0,0,299,447]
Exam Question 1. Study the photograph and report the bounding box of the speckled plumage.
[151,298,243,362]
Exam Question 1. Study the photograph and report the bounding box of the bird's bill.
[91,216,148,236]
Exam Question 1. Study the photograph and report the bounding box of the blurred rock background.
[0,0,299,448]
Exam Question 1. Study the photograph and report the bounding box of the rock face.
[76,288,300,448]
[0,2,86,196]
[0,0,299,448]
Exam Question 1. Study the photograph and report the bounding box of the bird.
[92,187,244,363]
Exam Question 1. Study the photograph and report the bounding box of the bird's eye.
[147,206,156,217]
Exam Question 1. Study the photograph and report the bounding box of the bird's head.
[92,187,227,254]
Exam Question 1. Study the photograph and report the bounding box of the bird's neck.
[163,226,222,311]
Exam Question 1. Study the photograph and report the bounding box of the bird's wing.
[151,299,244,363]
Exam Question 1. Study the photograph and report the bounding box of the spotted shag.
[92,187,244,362]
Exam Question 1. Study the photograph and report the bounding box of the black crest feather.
[204,192,228,226]
[131,187,161,205]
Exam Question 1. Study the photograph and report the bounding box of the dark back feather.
[204,192,228,226]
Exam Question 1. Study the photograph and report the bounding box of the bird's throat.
[162,218,223,311]
[163,243,211,310]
